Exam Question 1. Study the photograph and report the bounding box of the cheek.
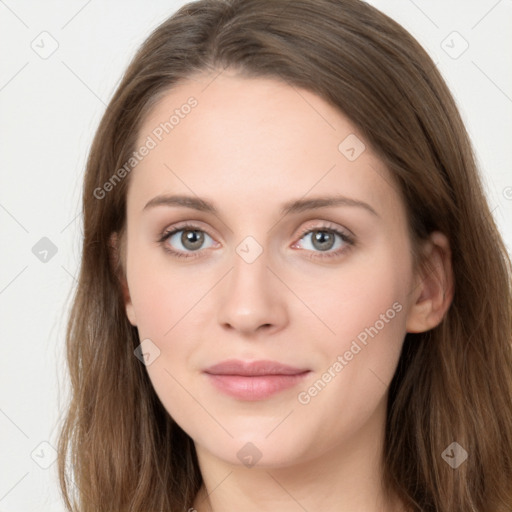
[308,247,410,349]
[126,250,202,421]
[293,261,408,444]
[299,242,410,420]
[126,241,202,338]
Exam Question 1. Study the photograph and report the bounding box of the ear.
[406,231,454,333]
[109,232,137,326]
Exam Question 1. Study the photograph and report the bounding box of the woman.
[57,0,512,510]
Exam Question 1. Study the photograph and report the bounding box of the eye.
[292,224,354,259]
[158,224,217,258]
[157,222,355,261]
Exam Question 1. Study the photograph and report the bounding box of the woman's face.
[121,70,420,468]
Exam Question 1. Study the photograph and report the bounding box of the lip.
[203,359,311,401]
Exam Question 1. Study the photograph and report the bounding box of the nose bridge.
[216,235,287,334]
[230,238,275,307]
[231,239,270,291]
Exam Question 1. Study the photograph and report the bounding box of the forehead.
[129,70,402,222]
[138,69,357,155]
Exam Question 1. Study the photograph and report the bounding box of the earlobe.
[125,302,137,326]
[109,232,137,326]
[120,271,137,326]
[406,231,454,333]
[119,276,137,327]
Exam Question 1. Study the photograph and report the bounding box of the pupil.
[182,230,204,250]
[313,230,334,251]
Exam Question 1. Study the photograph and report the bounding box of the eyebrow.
[143,194,379,218]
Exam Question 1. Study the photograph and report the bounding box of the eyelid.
[294,219,355,240]
[157,221,219,246]
[159,219,216,238]
[291,222,355,256]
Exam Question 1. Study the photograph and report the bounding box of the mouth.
[203,359,311,401]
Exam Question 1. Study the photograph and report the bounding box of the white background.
[0,1,511,510]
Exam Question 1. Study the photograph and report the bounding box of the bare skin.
[117,69,453,512]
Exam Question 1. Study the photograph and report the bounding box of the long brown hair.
[57,0,512,510]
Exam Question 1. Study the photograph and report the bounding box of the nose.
[216,248,288,337]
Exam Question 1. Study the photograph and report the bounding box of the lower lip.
[204,372,310,401]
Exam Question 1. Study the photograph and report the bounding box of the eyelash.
[157,222,355,261]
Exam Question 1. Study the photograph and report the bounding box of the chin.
[195,429,313,469]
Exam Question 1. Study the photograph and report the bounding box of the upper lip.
[204,359,309,376]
